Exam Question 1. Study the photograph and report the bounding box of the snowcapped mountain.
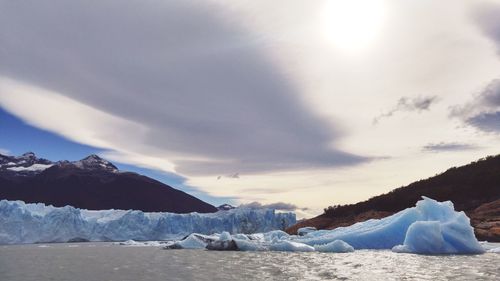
[0,152,53,176]
[60,154,118,172]
[0,152,117,176]
[0,152,217,213]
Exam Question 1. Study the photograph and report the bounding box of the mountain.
[287,155,500,241]
[0,152,217,213]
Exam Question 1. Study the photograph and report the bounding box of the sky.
[1,0,500,218]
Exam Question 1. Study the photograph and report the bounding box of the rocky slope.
[469,199,500,241]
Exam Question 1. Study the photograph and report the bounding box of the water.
[1,242,499,281]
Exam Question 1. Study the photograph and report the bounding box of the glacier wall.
[0,200,296,244]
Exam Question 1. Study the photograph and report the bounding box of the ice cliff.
[0,200,296,244]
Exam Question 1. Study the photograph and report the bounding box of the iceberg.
[269,241,315,252]
[314,240,354,253]
[0,200,296,245]
[294,197,484,254]
[166,197,485,255]
[175,234,210,249]
[113,240,167,247]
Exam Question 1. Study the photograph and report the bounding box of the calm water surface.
[1,242,499,281]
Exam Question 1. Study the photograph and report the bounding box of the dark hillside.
[0,153,217,213]
[288,155,500,241]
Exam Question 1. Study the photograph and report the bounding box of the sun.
[323,0,387,52]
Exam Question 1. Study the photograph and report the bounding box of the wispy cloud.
[422,142,478,153]
[473,2,500,55]
[454,2,500,133]
[0,148,10,155]
[451,79,500,133]
[373,95,438,124]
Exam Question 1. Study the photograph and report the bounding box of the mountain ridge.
[0,152,217,213]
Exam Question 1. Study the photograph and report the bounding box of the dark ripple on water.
[0,243,499,281]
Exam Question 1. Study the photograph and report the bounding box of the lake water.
[1,242,499,281]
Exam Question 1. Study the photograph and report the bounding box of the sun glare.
[323,0,387,52]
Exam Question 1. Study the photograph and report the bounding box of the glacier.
[0,197,488,254]
[163,197,485,255]
[0,200,296,245]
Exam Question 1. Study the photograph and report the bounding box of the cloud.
[0,148,10,155]
[422,142,478,153]
[451,79,500,133]
[450,4,500,133]
[466,112,500,133]
[472,2,500,54]
[217,173,239,180]
[0,0,366,177]
[239,201,307,211]
[373,95,438,124]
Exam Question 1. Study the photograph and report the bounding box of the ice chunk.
[218,231,232,241]
[269,241,315,252]
[113,240,165,247]
[263,230,289,241]
[297,226,317,236]
[232,233,250,240]
[233,239,267,251]
[176,234,208,249]
[488,247,500,253]
[116,239,140,246]
[314,240,354,253]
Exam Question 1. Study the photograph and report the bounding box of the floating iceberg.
[314,240,354,253]
[295,197,484,254]
[175,234,211,249]
[166,197,485,255]
[113,240,168,247]
[0,200,296,245]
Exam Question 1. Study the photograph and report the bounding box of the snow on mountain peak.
[7,163,53,172]
[0,152,119,175]
[72,154,118,172]
[0,152,53,175]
